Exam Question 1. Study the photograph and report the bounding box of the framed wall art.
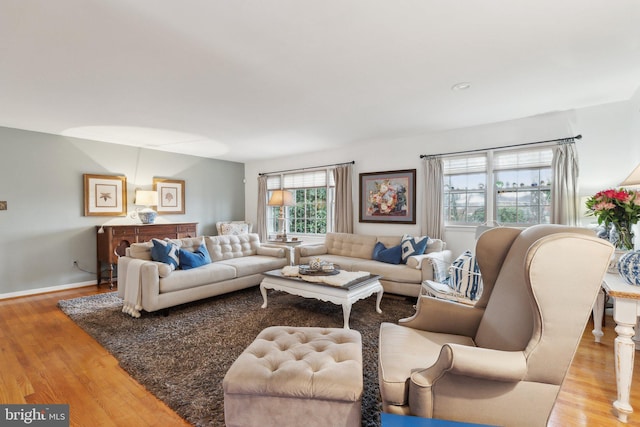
[83,174,127,216]
[154,178,185,214]
[359,169,416,224]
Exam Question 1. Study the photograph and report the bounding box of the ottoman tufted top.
[223,326,363,402]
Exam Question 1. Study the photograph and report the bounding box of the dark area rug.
[58,287,416,427]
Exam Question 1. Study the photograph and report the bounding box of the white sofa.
[294,232,452,297]
[117,233,289,314]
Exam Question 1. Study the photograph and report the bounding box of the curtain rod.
[259,160,355,176]
[419,134,582,159]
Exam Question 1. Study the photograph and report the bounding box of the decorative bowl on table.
[299,262,339,276]
[618,250,640,286]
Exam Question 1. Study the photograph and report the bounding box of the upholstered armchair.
[378,224,613,427]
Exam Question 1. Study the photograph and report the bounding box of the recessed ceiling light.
[451,82,472,91]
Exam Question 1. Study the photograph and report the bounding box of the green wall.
[0,127,245,295]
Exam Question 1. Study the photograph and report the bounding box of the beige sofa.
[294,232,452,297]
[117,233,289,314]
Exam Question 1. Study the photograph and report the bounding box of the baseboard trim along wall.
[0,281,97,300]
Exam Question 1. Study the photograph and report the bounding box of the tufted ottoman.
[223,326,363,427]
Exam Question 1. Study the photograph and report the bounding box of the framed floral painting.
[359,169,416,224]
[154,178,185,214]
[83,174,127,216]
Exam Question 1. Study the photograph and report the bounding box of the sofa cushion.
[205,233,260,261]
[179,243,212,270]
[351,260,422,284]
[325,233,378,259]
[159,262,237,293]
[372,242,402,264]
[150,238,180,270]
[218,255,288,276]
[400,234,429,264]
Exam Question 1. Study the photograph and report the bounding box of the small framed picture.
[359,169,416,224]
[83,174,127,216]
[154,178,185,214]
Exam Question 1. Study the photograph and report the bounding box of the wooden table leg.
[592,287,605,343]
[612,298,637,423]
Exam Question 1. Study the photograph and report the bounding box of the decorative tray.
[298,264,341,276]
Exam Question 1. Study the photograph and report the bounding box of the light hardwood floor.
[1,286,639,426]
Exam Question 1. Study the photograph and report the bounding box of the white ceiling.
[2,1,639,163]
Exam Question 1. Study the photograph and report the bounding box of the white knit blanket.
[122,259,146,318]
[282,266,370,287]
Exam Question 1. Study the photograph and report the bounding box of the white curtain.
[333,164,354,233]
[551,142,579,226]
[422,157,445,240]
[257,175,268,242]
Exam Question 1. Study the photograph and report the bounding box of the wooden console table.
[96,222,198,288]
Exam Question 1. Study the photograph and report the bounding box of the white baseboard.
[0,280,98,300]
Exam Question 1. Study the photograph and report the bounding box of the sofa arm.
[293,244,328,265]
[257,246,287,258]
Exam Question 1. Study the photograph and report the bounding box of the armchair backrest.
[474,225,612,385]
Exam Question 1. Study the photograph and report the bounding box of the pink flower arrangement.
[585,188,640,249]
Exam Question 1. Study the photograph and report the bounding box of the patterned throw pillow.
[221,223,249,235]
[179,244,212,270]
[400,234,429,264]
[372,242,403,264]
[150,238,180,271]
[447,250,482,301]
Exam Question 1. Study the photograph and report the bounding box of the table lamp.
[268,190,294,241]
[620,163,640,187]
[135,190,159,224]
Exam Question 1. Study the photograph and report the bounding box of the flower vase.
[609,222,634,250]
[608,222,635,273]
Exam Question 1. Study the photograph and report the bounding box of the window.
[266,170,335,236]
[444,147,553,226]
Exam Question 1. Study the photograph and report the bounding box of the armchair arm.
[409,344,527,418]
[399,295,484,337]
[413,344,528,384]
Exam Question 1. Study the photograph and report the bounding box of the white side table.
[267,239,302,265]
[592,273,640,423]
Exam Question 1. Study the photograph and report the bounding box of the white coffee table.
[260,268,383,329]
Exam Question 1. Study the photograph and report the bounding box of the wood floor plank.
[1,286,639,426]
[0,288,189,427]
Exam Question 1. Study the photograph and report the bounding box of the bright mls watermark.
[1,405,69,426]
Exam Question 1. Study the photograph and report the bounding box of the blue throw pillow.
[179,244,212,270]
[372,241,403,264]
[400,234,429,264]
[150,238,180,270]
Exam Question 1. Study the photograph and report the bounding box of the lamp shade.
[620,164,640,187]
[135,190,158,206]
[268,190,294,206]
